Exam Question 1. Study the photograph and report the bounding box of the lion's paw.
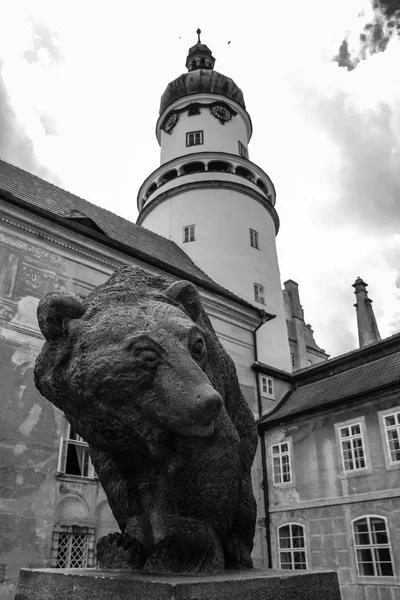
[96,532,147,570]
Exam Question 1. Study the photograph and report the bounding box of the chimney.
[352,277,381,348]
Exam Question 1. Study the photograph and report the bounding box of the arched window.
[145,182,157,200]
[352,516,394,577]
[207,161,231,173]
[278,524,307,570]
[181,162,205,175]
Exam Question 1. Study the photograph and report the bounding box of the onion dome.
[159,29,246,115]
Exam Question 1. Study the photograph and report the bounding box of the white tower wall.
[141,188,291,372]
[158,95,250,164]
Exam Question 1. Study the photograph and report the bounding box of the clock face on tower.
[211,105,231,123]
[163,112,179,133]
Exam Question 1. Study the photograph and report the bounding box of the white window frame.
[57,422,95,478]
[271,440,292,486]
[254,283,265,304]
[51,525,95,568]
[183,224,195,243]
[334,417,371,477]
[278,523,307,570]
[378,407,400,470]
[352,515,395,578]
[260,375,274,398]
[238,140,248,159]
[186,130,203,147]
[249,228,259,249]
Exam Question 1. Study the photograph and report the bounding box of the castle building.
[4,30,391,600]
[260,282,400,600]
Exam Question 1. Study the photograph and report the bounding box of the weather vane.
[197,28,201,43]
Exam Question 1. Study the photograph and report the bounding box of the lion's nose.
[203,394,223,414]
[197,391,223,420]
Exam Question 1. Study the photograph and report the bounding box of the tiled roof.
[0,159,255,309]
[261,349,400,424]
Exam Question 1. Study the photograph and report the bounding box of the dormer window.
[186,131,203,147]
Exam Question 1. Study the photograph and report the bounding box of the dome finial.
[197,28,201,43]
[186,30,215,72]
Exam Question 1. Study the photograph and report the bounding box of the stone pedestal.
[15,567,341,600]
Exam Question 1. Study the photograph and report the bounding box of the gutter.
[252,309,275,569]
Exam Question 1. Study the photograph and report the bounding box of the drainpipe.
[253,310,273,569]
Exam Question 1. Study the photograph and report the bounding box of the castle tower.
[137,31,291,372]
[353,277,381,348]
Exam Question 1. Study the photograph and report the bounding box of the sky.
[0,0,399,357]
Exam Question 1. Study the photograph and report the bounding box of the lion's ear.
[165,280,202,322]
[37,292,85,342]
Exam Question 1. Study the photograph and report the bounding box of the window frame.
[182,224,195,243]
[51,525,95,568]
[277,523,307,570]
[352,515,395,579]
[249,228,259,249]
[378,406,400,470]
[186,130,204,147]
[57,422,95,479]
[238,140,248,159]
[334,417,371,478]
[291,354,296,368]
[260,375,274,399]
[253,283,265,304]
[271,440,293,486]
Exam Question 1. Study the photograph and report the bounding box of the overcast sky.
[0,0,399,357]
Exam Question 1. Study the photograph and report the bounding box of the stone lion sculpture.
[34,266,257,574]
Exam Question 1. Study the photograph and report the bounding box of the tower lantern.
[137,32,292,372]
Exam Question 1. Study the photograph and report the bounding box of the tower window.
[254,283,265,304]
[183,225,195,243]
[238,141,248,159]
[260,375,274,398]
[186,130,204,147]
[250,229,259,249]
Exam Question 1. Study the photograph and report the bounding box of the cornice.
[137,180,280,235]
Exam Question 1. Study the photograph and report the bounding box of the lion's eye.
[191,339,204,358]
[135,348,159,364]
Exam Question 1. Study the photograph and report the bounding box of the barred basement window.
[254,283,265,304]
[186,130,203,147]
[249,229,259,249]
[339,423,366,472]
[272,442,291,484]
[238,141,248,159]
[183,225,195,243]
[383,411,400,463]
[278,524,307,570]
[58,422,95,478]
[352,516,394,577]
[56,529,89,568]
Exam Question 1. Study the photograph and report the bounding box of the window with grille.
[260,375,274,398]
[254,283,265,304]
[338,423,366,472]
[238,141,248,159]
[352,516,394,577]
[186,130,203,147]
[57,423,95,478]
[272,442,291,484]
[56,530,89,568]
[383,411,400,464]
[278,524,307,570]
[183,224,195,243]
[249,229,259,249]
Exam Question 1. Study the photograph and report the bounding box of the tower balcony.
[137,152,276,215]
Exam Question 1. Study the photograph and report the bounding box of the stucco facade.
[0,190,268,599]
[261,341,400,600]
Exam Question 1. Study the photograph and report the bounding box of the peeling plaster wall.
[264,391,400,599]
[0,212,262,598]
